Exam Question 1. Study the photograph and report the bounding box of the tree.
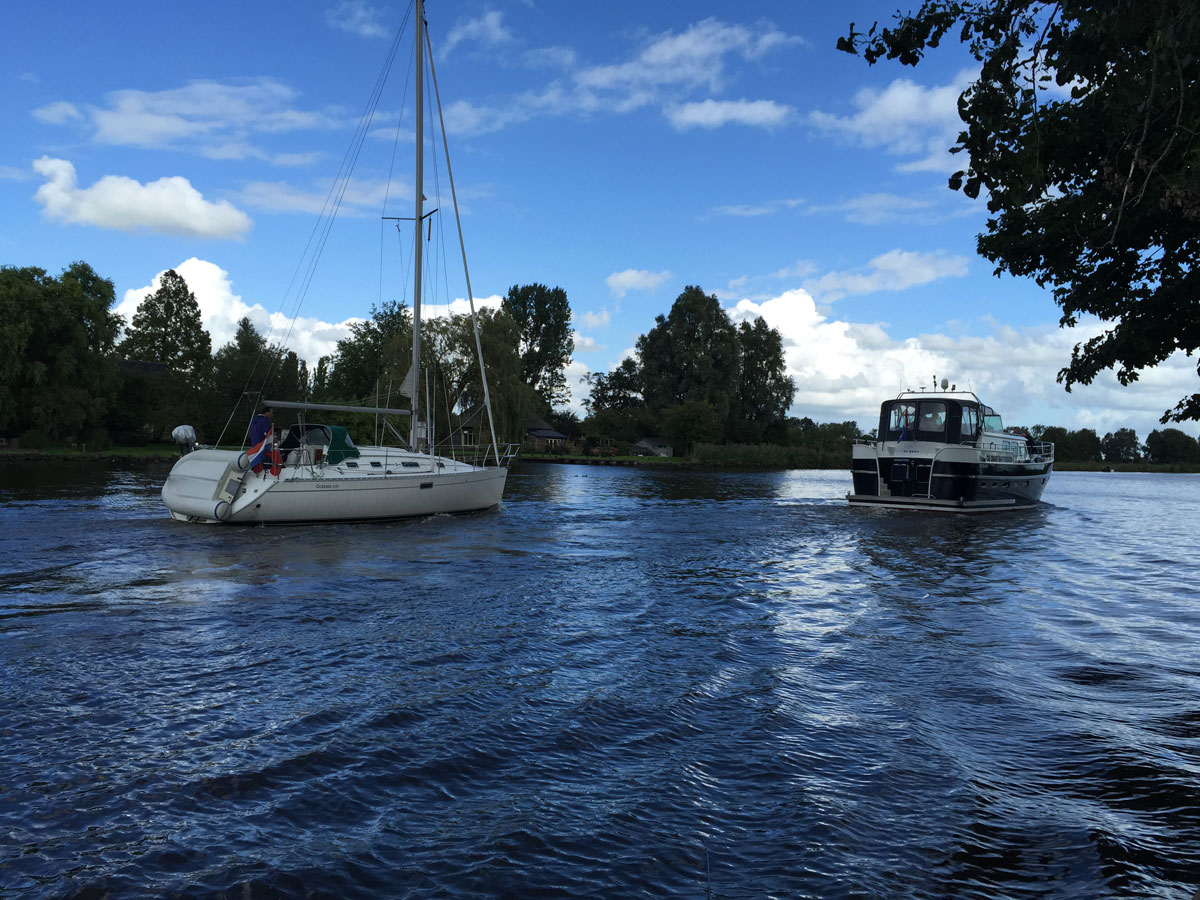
[638,285,741,433]
[662,398,723,455]
[1144,428,1200,464]
[118,269,212,379]
[501,283,574,406]
[583,357,643,413]
[1101,427,1141,462]
[839,2,1200,423]
[0,262,122,443]
[115,269,214,440]
[455,307,535,444]
[734,317,795,442]
[323,300,413,404]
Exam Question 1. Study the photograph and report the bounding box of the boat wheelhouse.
[847,387,1054,512]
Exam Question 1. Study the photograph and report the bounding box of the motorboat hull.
[848,443,1052,512]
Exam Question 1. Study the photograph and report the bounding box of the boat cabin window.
[917,402,947,437]
[961,405,979,440]
[982,406,1003,432]
[888,402,918,438]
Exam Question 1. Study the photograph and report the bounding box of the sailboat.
[161,0,517,525]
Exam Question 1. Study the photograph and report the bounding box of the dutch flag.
[246,432,273,472]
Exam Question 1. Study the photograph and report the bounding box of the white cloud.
[802,249,969,301]
[809,70,974,173]
[581,309,610,329]
[32,157,251,239]
[238,177,399,216]
[438,18,801,136]
[443,11,514,56]
[117,259,358,367]
[577,18,799,98]
[31,101,82,124]
[325,0,389,39]
[667,98,792,130]
[725,289,1196,438]
[573,333,601,353]
[607,268,671,299]
[420,293,505,320]
[39,79,345,161]
[0,165,30,181]
[808,192,937,225]
[707,197,804,219]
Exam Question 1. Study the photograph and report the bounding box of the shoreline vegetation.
[3,445,1198,475]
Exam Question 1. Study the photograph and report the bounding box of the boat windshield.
[982,406,1003,431]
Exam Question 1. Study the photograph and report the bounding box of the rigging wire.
[218,2,414,446]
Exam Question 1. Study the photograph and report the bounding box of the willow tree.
[839,1,1200,421]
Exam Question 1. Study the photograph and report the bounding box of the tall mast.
[410,0,425,448]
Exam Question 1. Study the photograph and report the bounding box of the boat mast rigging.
[410,0,425,450]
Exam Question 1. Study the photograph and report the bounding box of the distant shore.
[2,448,1197,474]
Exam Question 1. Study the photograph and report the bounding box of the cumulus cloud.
[607,268,671,299]
[419,293,505,321]
[581,309,611,329]
[809,70,974,173]
[802,249,969,302]
[33,157,251,239]
[725,289,1195,438]
[117,259,357,367]
[667,98,792,130]
[325,0,389,39]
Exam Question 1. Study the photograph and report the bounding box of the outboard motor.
[171,424,197,456]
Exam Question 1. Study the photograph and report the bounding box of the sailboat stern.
[161,448,249,523]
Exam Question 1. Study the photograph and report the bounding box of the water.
[2,461,1198,899]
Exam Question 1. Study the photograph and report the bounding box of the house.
[525,416,567,452]
[633,437,673,458]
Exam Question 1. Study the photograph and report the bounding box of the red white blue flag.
[246,432,273,472]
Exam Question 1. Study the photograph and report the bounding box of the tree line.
[3,260,1197,467]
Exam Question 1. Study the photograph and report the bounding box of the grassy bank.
[0,444,184,464]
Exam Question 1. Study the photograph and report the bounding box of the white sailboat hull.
[162,447,508,525]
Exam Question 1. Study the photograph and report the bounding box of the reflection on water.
[1,462,1198,899]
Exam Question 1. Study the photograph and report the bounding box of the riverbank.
[3,447,1197,474]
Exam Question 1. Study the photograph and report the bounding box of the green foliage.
[662,398,723,455]
[583,286,794,447]
[501,283,575,406]
[638,285,741,422]
[840,1,1200,422]
[1101,427,1142,462]
[1037,425,1104,462]
[1144,428,1200,464]
[321,300,412,404]
[0,262,122,442]
[583,357,643,413]
[735,317,795,442]
[461,307,536,444]
[118,269,212,379]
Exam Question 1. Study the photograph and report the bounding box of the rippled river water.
[2,461,1199,899]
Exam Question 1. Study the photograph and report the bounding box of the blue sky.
[3,1,1195,439]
